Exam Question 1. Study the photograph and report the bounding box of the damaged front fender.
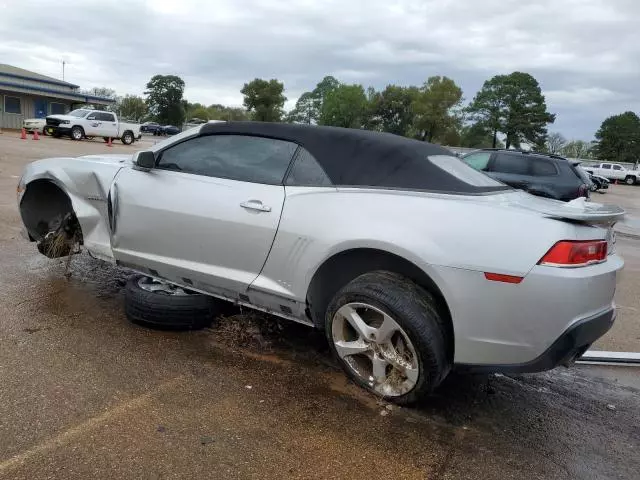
[20,156,128,262]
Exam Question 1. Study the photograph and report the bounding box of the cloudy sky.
[1,0,638,139]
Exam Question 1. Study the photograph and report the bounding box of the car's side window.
[613,165,622,171]
[492,153,530,175]
[86,113,97,120]
[530,159,558,176]
[602,164,612,170]
[156,134,298,185]
[100,113,115,122]
[462,152,491,171]
[285,148,333,186]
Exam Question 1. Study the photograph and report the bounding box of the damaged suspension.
[36,212,82,259]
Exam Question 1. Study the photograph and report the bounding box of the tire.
[325,271,450,405]
[71,126,84,141]
[124,275,219,330]
[41,127,48,136]
[121,131,134,145]
[625,176,636,185]
[103,137,110,143]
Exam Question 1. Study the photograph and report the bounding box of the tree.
[207,104,249,121]
[319,84,368,128]
[145,75,186,126]
[546,132,567,154]
[593,112,640,163]
[369,85,418,136]
[286,92,316,124]
[467,72,555,149]
[89,87,117,99]
[459,122,503,148]
[411,76,463,142]
[241,78,286,122]
[116,95,147,122]
[286,76,340,125]
[561,140,594,159]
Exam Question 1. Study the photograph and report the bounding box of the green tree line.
[91,72,639,162]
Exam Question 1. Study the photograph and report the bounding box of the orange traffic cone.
[20,128,27,140]
[106,137,113,147]
[32,130,39,140]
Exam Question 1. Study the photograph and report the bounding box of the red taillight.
[539,240,607,267]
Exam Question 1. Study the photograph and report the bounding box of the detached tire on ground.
[125,275,219,330]
[325,271,450,405]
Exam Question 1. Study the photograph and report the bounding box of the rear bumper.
[455,308,615,373]
[432,253,623,366]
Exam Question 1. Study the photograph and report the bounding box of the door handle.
[240,200,271,212]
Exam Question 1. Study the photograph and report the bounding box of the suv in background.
[461,149,590,201]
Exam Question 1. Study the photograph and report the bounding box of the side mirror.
[135,151,156,170]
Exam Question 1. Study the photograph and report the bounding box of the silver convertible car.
[17,122,624,404]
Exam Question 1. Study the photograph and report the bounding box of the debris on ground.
[210,312,286,349]
[607,404,616,411]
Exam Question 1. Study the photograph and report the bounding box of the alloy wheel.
[331,302,419,397]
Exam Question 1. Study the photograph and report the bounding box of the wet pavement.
[0,133,639,479]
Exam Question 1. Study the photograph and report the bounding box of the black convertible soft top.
[199,122,508,194]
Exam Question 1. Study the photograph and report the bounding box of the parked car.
[22,118,47,134]
[44,109,141,145]
[582,162,640,185]
[141,122,161,134]
[461,149,590,201]
[17,123,625,404]
[585,171,609,192]
[157,125,181,136]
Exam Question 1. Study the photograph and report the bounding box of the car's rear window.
[429,155,505,187]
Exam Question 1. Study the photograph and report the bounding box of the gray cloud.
[1,0,638,139]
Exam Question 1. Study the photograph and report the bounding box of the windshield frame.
[67,109,92,118]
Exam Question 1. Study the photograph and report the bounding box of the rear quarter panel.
[256,187,588,304]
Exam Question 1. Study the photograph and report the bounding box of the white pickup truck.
[583,162,640,185]
[44,109,141,145]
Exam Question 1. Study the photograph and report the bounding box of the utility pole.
[62,60,66,81]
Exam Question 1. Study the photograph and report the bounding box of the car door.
[486,152,532,189]
[600,163,613,179]
[84,111,100,136]
[528,157,563,198]
[612,164,625,180]
[110,133,298,298]
[98,112,118,138]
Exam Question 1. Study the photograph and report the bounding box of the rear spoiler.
[540,198,625,225]
[509,195,625,225]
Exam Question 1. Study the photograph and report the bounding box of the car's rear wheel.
[71,126,84,141]
[121,131,134,145]
[125,275,219,330]
[325,271,450,405]
[625,176,636,185]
